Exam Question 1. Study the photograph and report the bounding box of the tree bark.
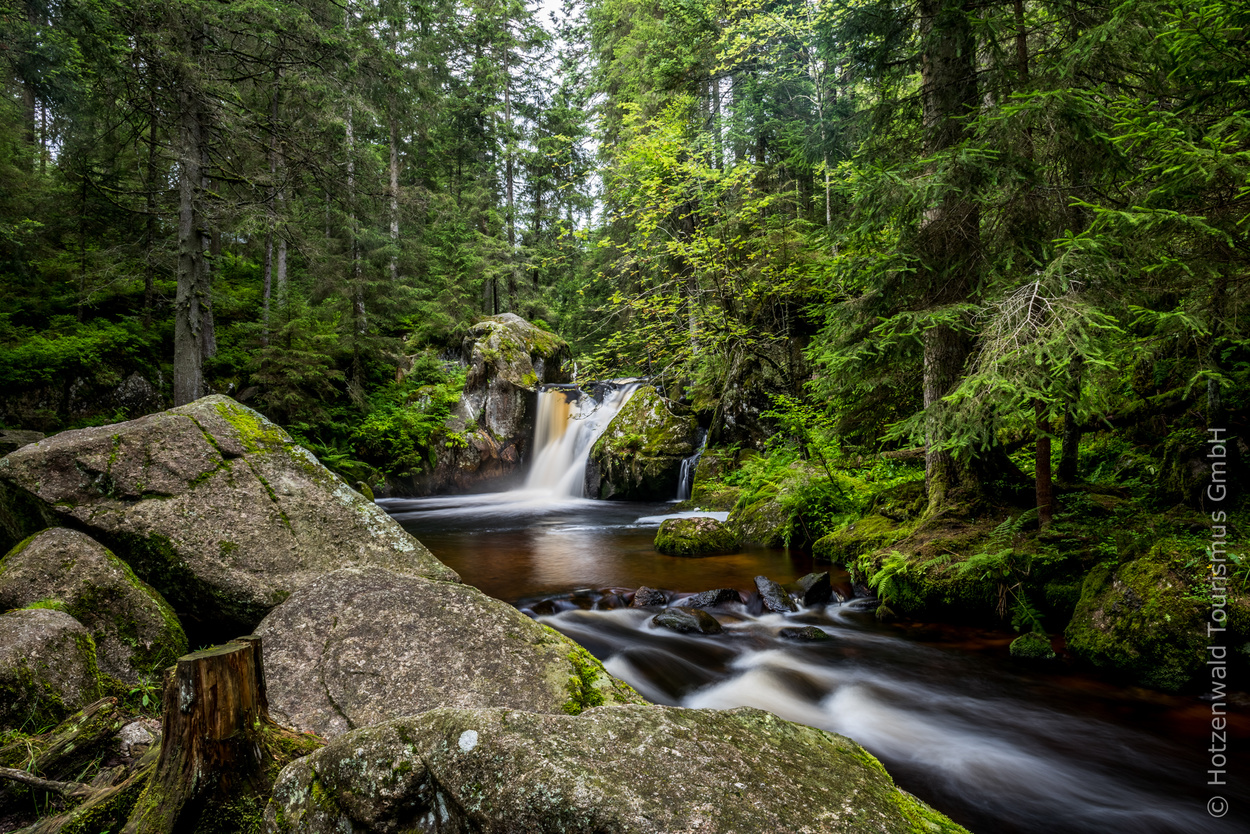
[122,637,313,834]
[918,0,980,514]
[173,49,208,407]
[1035,399,1054,526]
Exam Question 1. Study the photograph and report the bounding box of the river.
[385,491,1248,834]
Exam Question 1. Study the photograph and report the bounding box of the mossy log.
[122,635,319,834]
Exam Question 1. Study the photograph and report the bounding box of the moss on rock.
[1065,539,1209,692]
[813,514,909,566]
[1009,632,1056,660]
[0,608,101,731]
[654,516,739,557]
[586,386,698,500]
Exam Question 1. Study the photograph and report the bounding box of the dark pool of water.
[385,493,1250,834]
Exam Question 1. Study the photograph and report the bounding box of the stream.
[381,385,1249,833]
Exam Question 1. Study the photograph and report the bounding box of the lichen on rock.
[0,528,187,685]
[0,608,101,730]
[264,704,970,834]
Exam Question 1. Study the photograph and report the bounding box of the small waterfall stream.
[522,381,641,498]
[676,429,708,500]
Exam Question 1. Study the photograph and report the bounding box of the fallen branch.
[0,765,92,798]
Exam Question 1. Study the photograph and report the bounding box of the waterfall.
[676,429,708,501]
[523,381,641,498]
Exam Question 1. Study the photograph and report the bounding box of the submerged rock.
[0,528,186,685]
[779,626,833,642]
[654,515,739,557]
[266,704,969,834]
[0,608,100,729]
[755,575,798,613]
[585,385,698,500]
[651,606,724,635]
[255,567,642,739]
[0,395,458,638]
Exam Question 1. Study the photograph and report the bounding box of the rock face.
[654,516,739,557]
[1065,543,1207,691]
[718,338,808,449]
[651,607,724,635]
[0,528,187,685]
[255,567,642,739]
[0,608,100,729]
[458,313,570,451]
[755,575,798,613]
[586,386,698,500]
[266,704,968,834]
[0,395,458,639]
[0,429,44,456]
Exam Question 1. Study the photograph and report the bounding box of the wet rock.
[0,395,458,638]
[593,593,627,610]
[793,572,833,606]
[0,608,100,730]
[266,704,968,834]
[1009,632,1056,661]
[630,586,668,608]
[730,495,792,547]
[755,575,798,613]
[0,429,44,456]
[779,626,833,642]
[0,528,186,685]
[255,567,642,739]
[682,588,741,608]
[654,515,739,557]
[586,385,698,500]
[651,606,724,635]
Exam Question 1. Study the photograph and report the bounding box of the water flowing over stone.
[677,428,708,500]
[523,381,642,498]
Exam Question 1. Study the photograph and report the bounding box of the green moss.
[213,400,289,455]
[20,597,68,612]
[1010,632,1057,660]
[891,788,972,833]
[562,646,607,715]
[654,517,739,557]
[813,514,909,566]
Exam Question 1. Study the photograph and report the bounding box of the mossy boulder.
[265,704,969,834]
[585,386,698,500]
[1009,632,1056,661]
[0,608,100,730]
[457,313,571,453]
[654,516,739,557]
[0,395,458,641]
[255,567,643,739]
[1065,541,1209,692]
[0,528,187,685]
[813,514,906,566]
[730,495,792,547]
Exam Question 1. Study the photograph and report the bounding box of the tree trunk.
[122,637,313,834]
[389,109,400,283]
[173,57,208,407]
[919,0,980,514]
[1035,399,1054,527]
[1059,354,1082,482]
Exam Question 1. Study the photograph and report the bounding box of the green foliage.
[351,361,467,477]
[954,512,1049,634]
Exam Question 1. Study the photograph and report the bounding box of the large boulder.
[266,704,968,834]
[0,528,187,686]
[457,313,570,452]
[255,567,642,739]
[1065,541,1210,692]
[585,386,698,500]
[0,608,100,729]
[0,396,458,640]
[654,515,739,557]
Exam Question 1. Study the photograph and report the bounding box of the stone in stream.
[630,586,668,608]
[0,608,101,729]
[755,575,798,613]
[0,527,187,685]
[650,606,724,635]
[266,704,970,834]
[1009,631,1056,661]
[792,571,834,606]
[0,395,458,639]
[653,515,740,557]
[255,567,643,739]
[780,626,834,642]
[681,587,741,608]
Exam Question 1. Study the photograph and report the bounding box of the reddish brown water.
[386,492,1250,834]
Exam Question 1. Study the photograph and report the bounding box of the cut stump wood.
[122,635,320,834]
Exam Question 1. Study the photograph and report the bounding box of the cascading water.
[523,381,641,498]
[676,429,708,501]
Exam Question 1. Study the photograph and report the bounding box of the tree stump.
[122,635,319,834]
